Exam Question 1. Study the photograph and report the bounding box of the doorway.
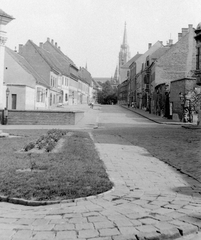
[12,94,17,109]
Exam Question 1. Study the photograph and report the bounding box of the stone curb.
[0,186,115,206]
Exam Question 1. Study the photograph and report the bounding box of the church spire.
[123,22,127,46]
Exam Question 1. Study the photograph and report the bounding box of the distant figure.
[89,102,94,109]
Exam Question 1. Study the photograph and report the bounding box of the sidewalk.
[121,105,201,129]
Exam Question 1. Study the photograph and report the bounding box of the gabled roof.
[121,53,142,68]
[78,67,93,86]
[6,47,48,87]
[27,40,61,75]
[42,40,79,78]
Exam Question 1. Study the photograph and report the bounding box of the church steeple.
[118,22,131,70]
[123,22,127,46]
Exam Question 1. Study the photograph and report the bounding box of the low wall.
[0,109,84,125]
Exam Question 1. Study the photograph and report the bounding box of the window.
[37,87,45,102]
[50,93,52,106]
[65,93,68,101]
[53,94,55,104]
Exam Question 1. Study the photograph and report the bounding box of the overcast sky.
[1,0,201,78]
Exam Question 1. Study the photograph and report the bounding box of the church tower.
[119,22,130,69]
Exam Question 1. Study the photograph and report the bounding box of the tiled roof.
[43,41,79,78]
[78,67,93,85]
[6,47,48,87]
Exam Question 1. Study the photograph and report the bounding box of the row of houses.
[118,24,201,122]
[4,38,100,110]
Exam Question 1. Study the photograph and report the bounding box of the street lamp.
[6,87,10,109]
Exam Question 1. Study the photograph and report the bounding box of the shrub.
[23,129,67,152]
[24,142,35,151]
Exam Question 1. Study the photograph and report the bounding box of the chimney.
[188,24,193,29]
[182,28,188,37]
[159,41,163,45]
[18,44,23,54]
[148,43,152,49]
[55,42,57,47]
[58,46,60,50]
[169,39,173,45]
[51,39,54,45]
[178,33,182,41]
[39,42,43,48]
[47,37,50,42]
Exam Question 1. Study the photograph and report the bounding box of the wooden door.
[12,94,17,109]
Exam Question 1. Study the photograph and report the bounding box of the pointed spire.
[85,62,87,70]
[123,22,127,46]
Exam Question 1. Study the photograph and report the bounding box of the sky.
[1,0,201,78]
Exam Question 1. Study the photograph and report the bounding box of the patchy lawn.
[0,129,113,201]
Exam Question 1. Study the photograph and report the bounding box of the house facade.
[4,47,49,110]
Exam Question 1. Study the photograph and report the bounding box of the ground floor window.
[65,93,68,101]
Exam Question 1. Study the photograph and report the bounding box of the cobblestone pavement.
[1,105,201,240]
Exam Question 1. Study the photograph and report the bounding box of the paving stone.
[155,221,177,231]
[158,227,181,240]
[136,231,161,240]
[114,219,133,227]
[112,235,137,240]
[32,230,56,239]
[118,226,138,235]
[32,224,55,231]
[75,222,94,230]
[54,223,75,231]
[93,221,115,229]
[78,229,99,238]
[88,216,109,223]
[32,219,50,225]
[15,218,35,225]
[55,230,77,239]
[69,217,88,224]
[138,218,159,225]
[136,225,158,233]
[99,228,120,237]
[44,215,62,220]
[12,229,33,239]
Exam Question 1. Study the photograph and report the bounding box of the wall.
[25,86,35,109]
[6,110,84,125]
[4,48,36,88]
[169,78,197,120]
[7,85,26,110]
[155,27,196,86]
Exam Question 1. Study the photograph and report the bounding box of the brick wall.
[155,27,196,86]
[1,110,84,125]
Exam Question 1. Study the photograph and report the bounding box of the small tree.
[97,81,117,104]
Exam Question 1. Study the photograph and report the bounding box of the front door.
[12,94,17,109]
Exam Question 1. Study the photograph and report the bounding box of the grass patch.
[0,129,113,201]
